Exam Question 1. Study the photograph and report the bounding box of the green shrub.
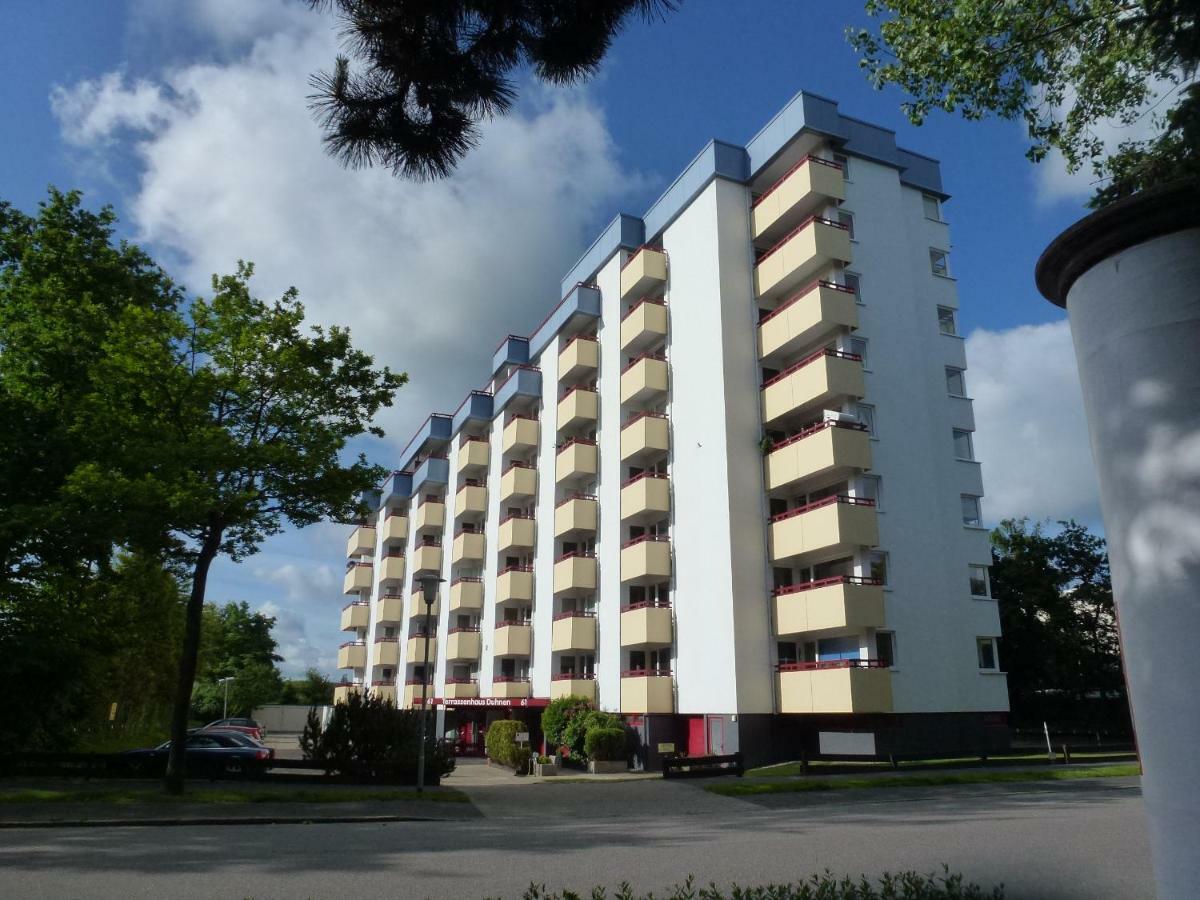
[562,709,622,759]
[485,719,530,770]
[583,727,626,762]
[541,696,593,749]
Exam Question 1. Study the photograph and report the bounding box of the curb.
[0,814,448,830]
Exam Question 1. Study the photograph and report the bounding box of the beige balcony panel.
[496,569,534,603]
[373,640,400,667]
[346,526,375,558]
[376,595,403,623]
[456,440,490,473]
[411,545,443,574]
[454,485,487,518]
[620,301,668,353]
[381,515,408,544]
[452,531,486,564]
[493,624,532,657]
[493,679,532,699]
[620,416,669,462]
[449,579,484,611]
[444,680,479,699]
[774,581,886,636]
[620,248,668,300]
[551,615,597,652]
[777,666,893,713]
[408,591,439,619]
[502,417,539,453]
[620,674,674,714]
[754,220,852,302]
[377,556,406,583]
[752,157,846,241]
[343,565,373,594]
[550,678,596,702]
[620,357,669,405]
[401,683,428,709]
[770,502,879,565]
[620,477,671,523]
[555,442,598,484]
[337,643,366,669]
[620,605,673,647]
[499,466,537,502]
[557,389,598,431]
[332,684,362,704]
[406,635,437,663]
[498,517,536,552]
[372,684,397,705]
[554,497,598,537]
[765,426,872,493]
[553,556,597,594]
[340,602,369,631]
[414,502,445,532]
[621,540,672,584]
[446,630,482,660]
[761,354,865,425]
[758,284,859,360]
[558,338,599,382]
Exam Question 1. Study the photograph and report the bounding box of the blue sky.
[3,0,1104,675]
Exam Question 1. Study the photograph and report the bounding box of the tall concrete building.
[335,91,1008,766]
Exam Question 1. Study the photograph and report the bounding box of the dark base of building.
[624,711,1011,772]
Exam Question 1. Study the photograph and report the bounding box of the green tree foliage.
[191,601,285,719]
[850,1,1200,205]
[583,727,626,762]
[484,719,529,770]
[280,668,336,706]
[562,709,623,760]
[540,695,594,749]
[306,0,679,180]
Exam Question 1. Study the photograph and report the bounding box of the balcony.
[620,602,672,647]
[550,675,596,702]
[554,495,598,537]
[449,577,484,612]
[774,577,886,636]
[761,349,865,425]
[452,530,486,564]
[557,387,598,432]
[759,281,859,361]
[620,473,670,522]
[445,679,479,699]
[752,155,846,242]
[776,659,893,713]
[446,627,482,660]
[555,439,598,484]
[620,247,667,300]
[558,336,599,383]
[620,354,669,406]
[494,623,532,657]
[346,525,375,557]
[381,514,407,544]
[411,543,443,574]
[408,589,439,619]
[492,677,532,699]
[332,683,362,705]
[414,501,445,532]
[754,216,852,302]
[456,438,490,473]
[373,638,400,666]
[498,515,536,553]
[402,681,432,709]
[337,641,366,669]
[376,594,403,623]
[621,536,671,584]
[499,463,537,502]
[552,612,597,652]
[377,554,406,583]
[620,413,669,462]
[769,496,878,565]
[493,365,542,416]
[340,601,369,631]
[765,421,872,493]
[553,553,597,595]
[496,566,534,603]
[620,670,674,713]
[343,563,373,594]
[620,299,668,353]
[371,682,397,706]
[406,634,437,663]
[502,416,539,454]
[454,484,487,518]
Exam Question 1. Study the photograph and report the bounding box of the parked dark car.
[201,718,265,740]
[123,731,271,777]
[202,728,275,758]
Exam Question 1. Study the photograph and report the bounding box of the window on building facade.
[922,194,941,221]
[834,153,850,178]
[977,637,999,670]
[946,366,967,396]
[869,550,889,586]
[856,403,876,436]
[837,209,856,239]
[930,248,951,277]
[859,474,882,510]
[937,306,958,336]
[876,632,897,668]
[849,336,869,369]
[843,270,862,300]
[969,565,991,597]
[953,428,975,461]
[961,494,983,527]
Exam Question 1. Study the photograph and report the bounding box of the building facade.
[335,91,1009,766]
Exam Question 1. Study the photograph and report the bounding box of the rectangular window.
[833,153,850,178]
[818,635,861,661]
[859,474,882,510]
[977,637,998,670]
[777,641,798,664]
[922,194,941,221]
[855,403,876,436]
[849,336,869,368]
[953,429,975,461]
[868,550,889,586]
[946,366,966,396]
[937,306,958,336]
[930,248,950,277]
[842,271,862,300]
[969,565,991,598]
[961,494,983,527]
[837,209,856,239]
[876,632,896,668]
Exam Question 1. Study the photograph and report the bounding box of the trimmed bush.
[485,720,529,770]
[583,727,626,762]
[563,709,622,759]
[541,696,593,749]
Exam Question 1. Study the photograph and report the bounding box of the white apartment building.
[335,91,1009,766]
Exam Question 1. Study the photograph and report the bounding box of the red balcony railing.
[758,279,858,326]
[621,534,670,549]
[776,658,888,672]
[621,471,668,489]
[755,215,848,264]
[770,494,875,523]
[448,626,482,634]
[552,610,597,621]
[374,636,400,644]
[500,513,536,524]
[555,492,598,508]
[552,672,596,681]
[445,677,478,685]
[557,437,596,451]
[622,411,668,429]
[621,599,671,612]
[559,384,598,402]
[498,564,534,575]
[621,668,673,678]
[342,600,369,611]
[751,154,843,209]
[504,460,535,472]
[773,575,883,596]
[621,296,667,322]
[621,352,667,374]
[555,551,596,563]
[762,347,862,389]
[769,418,869,452]
[620,244,667,271]
[450,576,483,585]
[494,675,531,683]
[340,640,365,648]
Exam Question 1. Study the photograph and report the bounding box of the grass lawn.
[745,751,1137,778]
[0,786,469,805]
[706,764,1140,797]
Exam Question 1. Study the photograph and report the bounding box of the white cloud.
[967,319,1101,525]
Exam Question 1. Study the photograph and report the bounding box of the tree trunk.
[164,529,222,795]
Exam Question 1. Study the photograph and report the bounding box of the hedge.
[583,727,626,762]
[485,720,529,770]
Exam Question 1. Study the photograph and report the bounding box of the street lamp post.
[415,575,444,795]
[217,676,235,719]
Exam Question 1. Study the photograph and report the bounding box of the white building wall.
[532,353,557,697]
[432,442,459,695]
[479,416,505,696]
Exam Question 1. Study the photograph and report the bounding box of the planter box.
[588,760,628,775]
[534,763,559,777]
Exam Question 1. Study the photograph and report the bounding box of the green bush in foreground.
[512,869,1003,900]
[485,720,529,770]
[583,727,626,762]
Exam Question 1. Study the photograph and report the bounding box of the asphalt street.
[0,775,1151,900]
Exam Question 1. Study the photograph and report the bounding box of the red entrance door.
[687,716,706,756]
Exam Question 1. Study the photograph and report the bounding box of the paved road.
[0,773,1151,900]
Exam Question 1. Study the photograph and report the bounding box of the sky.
[3,0,1115,676]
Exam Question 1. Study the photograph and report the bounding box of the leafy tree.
[540,695,594,749]
[307,0,679,180]
[281,667,336,706]
[850,1,1200,205]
